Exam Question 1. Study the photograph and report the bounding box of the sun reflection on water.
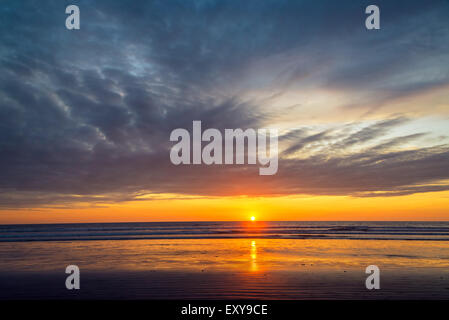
[250,240,258,272]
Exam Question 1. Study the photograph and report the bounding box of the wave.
[1,221,449,242]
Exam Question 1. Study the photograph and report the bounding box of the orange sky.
[1,190,449,224]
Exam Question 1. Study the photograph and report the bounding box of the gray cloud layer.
[1,0,449,208]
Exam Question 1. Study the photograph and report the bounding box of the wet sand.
[0,238,448,299]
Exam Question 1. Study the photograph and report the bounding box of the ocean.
[0,221,448,299]
[1,221,449,242]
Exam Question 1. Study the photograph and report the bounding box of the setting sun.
[251,216,256,221]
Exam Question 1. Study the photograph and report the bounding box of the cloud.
[0,0,449,208]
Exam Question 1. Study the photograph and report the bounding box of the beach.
[0,222,448,299]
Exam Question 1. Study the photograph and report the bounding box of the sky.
[1,0,449,223]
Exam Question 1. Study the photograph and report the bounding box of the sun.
[250,216,256,221]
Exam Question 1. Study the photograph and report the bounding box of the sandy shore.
[0,269,448,299]
[0,238,448,299]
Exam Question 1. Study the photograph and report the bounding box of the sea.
[1,221,449,242]
[1,221,448,299]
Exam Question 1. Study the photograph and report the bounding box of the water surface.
[0,222,448,299]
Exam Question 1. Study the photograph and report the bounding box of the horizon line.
[1,220,449,226]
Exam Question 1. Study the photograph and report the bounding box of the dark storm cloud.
[0,0,449,207]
